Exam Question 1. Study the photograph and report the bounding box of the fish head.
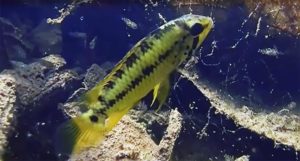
[175,14,214,51]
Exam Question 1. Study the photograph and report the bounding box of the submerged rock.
[0,15,62,67]
[68,110,182,161]
[0,55,81,159]
[245,0,300,36]
[171,0,300,36]
[235,155,250,161]
[179,68,300,152]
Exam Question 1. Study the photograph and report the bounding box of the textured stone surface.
[0,55,81,158]
[0,74,17,156]
[69,110,182,161]
[59,64,107,118]
[171,0,300,36]
[245,0,300,36]
[179,68,300,152]
[235,155,250,161]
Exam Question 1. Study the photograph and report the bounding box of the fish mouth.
[207,17,214,29]
[201,16,214,30]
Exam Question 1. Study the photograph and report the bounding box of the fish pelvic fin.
[55,110,106,155]
[151,78,170,112]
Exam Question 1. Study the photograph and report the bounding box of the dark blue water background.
[1,1,299,161]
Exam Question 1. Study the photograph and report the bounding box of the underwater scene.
[0,0,300,161]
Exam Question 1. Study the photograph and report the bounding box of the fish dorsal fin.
[150,79,170,112]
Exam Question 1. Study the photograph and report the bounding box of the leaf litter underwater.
[1,1,300,161]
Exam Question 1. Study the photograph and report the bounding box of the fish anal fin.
[55,110,106,155]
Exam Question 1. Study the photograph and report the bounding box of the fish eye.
[190,23,204,36]
[89,115,99,123]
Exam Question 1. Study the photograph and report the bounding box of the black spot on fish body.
[95,108,106,115]
[182,35,188,40]
[114,70,124,79]
[142,65,155,76]
[164,24,176,32]
[98,95,105,102]
[152,24,175,40]
[140,41,151,53]
[148,41,154,46]
[90,115,99,123]
[125,53,139,68]
[131,75,143,89]
[113,75,143,103]
[153,31,163,40]
[158,54,165,62]
[116,90,127,101]
[108,99,116,107]
[105,81,115,89]
[158,49,172,63]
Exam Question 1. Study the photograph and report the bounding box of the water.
[1,1,299,161]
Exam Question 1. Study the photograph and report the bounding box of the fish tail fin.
[55,110,106,155]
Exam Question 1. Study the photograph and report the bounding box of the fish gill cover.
[0,0,299,161]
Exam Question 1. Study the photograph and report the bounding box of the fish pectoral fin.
[55,110,106,155]
[151,79,170,112]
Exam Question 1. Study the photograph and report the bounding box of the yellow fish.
[55,14,213,155]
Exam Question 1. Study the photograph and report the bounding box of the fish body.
[56,14,213,155]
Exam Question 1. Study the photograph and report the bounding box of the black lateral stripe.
[140,41,151,53]
[105,81,115,89]
[106,75,143,107]
[174,20,189,32]
[125,53,139,68]
[106,27,186,108]
[115,90,127,101]
[130,75,143,89]
[108,99,116,107]
[98,95,105,102]
[110,51,171,105]
[95,108,107,116]
[96,95,109,114]
[113,69,124,79]
[158,51,170,62]
[142,64,155,76]
[151,24,176,40]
